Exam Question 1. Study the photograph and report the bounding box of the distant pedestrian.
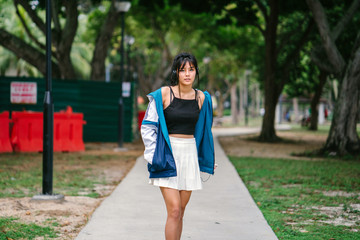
[141,52,215,240]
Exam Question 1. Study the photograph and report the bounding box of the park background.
[0,0,359,239]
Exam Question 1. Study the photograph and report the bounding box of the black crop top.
[164,87,200,135]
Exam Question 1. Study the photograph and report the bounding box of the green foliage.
[0,217,58,239]
[82,2,111,43]
[0,0,43,76]
[229,156,360,239]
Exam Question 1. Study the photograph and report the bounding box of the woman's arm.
[161,87,171,109]
[197,90,205,110]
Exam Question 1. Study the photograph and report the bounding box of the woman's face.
[178,62,196,87]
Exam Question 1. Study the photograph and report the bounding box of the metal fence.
[0,76,134,142]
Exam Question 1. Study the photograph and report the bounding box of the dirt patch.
[219,130,327,160]
[0,140,144,239]
[286,204,360,230]
[0,196,101,239]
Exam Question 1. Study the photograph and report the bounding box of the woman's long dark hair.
[170,52,200,87]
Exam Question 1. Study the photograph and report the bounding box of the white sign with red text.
[10,82,37,104]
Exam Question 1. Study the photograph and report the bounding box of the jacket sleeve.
[140,97,159,164]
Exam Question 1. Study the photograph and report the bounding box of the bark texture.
[324,44,360,155]
[53,0,78,79]
[90,2,121,81]
[258,0,280,141]
[307,0,360,155]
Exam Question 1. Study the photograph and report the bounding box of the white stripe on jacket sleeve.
[141,97,159,164]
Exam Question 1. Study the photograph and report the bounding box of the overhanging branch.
[331,0,360,40]
[306,0,345,73]
[15,0,46,35]
[254,0,269,24]
[14,2,45,51]
[0,28,60,78]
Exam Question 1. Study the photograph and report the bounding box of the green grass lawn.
[0,217,58,240]
[0,152,133,239]
[229,156,360,240]
[0,153,120,198]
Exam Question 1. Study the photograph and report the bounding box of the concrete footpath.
[76,127,279,240]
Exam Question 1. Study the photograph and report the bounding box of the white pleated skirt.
[149,136,202,191]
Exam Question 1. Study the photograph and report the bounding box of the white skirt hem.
[148,136,202,191]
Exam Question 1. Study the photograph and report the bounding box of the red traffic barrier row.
[0,106,86,153]
[0,111,12,153]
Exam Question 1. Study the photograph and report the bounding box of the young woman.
[141,52,215,240]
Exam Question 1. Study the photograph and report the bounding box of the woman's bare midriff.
[169,134,194,139]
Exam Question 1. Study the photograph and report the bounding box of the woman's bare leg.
[160,187,182,240]
[178,190,192,239]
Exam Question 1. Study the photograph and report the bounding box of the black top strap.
[169,86,174,103]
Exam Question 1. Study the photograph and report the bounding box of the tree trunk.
[53,0,78,79]
[309,71,327,130]
[217,94,225,118]
[230,82,239,124]
[306,0,360,155]
[90,3,121,81]
[238,78,244,120]
[323,44,360,155]
[216,86,231,118]
[259,0,280,141]
[56,52,77,79]
[259,84,280,141]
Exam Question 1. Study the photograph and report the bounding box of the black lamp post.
[115,0,131,148]
[33,0,63,201]
[43,0,53,195]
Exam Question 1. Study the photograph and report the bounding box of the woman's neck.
[177,84,193,94]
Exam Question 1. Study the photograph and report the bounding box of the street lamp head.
[125,35,135,45]
[115,0,131,12]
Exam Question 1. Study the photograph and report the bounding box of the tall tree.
[0,0,121,80]
[222,0,314,141]
[306,0,360,155]
[90,1,122,81]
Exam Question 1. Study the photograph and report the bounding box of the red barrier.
[0,111,12,152]
[54,106,86,152]
[11,106,86,152]
[138,110,146,130]
[11,111,43,152]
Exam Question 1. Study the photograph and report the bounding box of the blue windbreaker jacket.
[141,87,215,178]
